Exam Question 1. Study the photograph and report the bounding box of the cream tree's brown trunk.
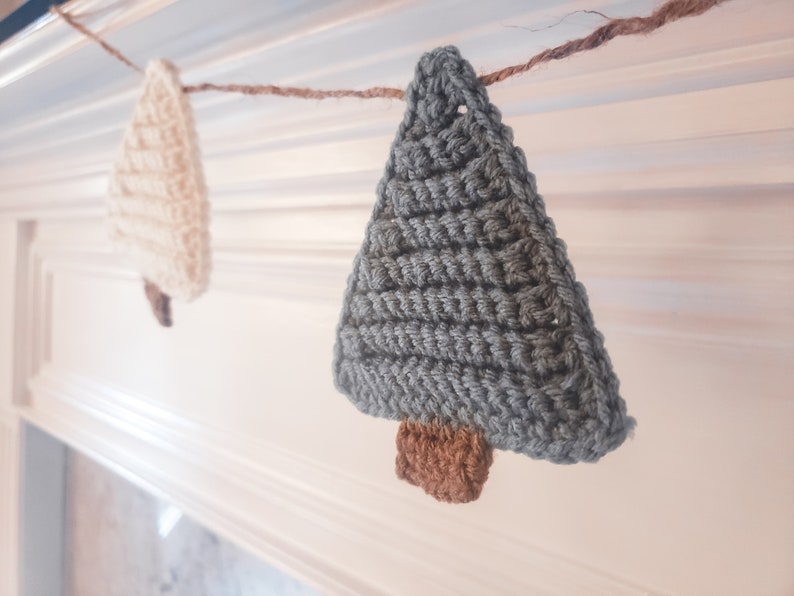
[395,419,494,503]
[143,279,172,327]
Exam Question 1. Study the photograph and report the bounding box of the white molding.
[0,219,23,596]
[0,0,180,89]
[16,227,791,594]
[2,1,793,216]
[30,219,794,351]
[0,417,20,596]
[16,227,660,594]
[23,368,652,596]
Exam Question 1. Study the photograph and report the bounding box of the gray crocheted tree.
[334,46,634,504]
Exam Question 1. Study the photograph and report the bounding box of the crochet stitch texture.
[334,46,634,472]
[108,58,210,302]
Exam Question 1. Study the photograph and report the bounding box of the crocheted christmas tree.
[108,59,210,326]
[334,46,634,504]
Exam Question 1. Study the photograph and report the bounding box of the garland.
[45,0,730,503]
[53,0,729,101]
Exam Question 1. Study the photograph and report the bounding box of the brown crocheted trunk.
[395,420,493,503]
[143,279,172,327]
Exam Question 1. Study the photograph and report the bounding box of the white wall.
[1,0,793,594]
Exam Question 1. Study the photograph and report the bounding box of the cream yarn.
[108,58,210,302]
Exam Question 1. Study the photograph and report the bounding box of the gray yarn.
[333,46,635,464]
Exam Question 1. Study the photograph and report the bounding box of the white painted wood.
[0,416,20,596]
[1,0,793,594]
[0,219,22,596]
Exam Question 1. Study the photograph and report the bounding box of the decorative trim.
[24,368,653,595]
[0,0,179,88]
[0,418,20,596]
[14,195,790,593]
[2,2,793,216]
[31,223,794,350]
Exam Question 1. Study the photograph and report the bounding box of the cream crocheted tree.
[108,59,210,326]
